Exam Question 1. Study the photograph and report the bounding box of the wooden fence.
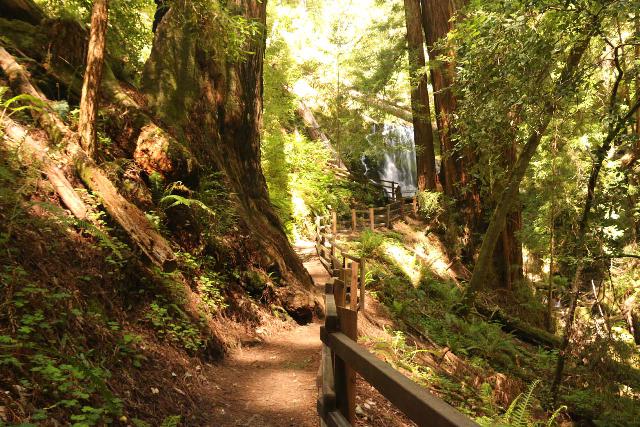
[318,282,480,427]
[315,183,477,426]
[320,199,417,235]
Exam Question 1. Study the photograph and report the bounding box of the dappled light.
[1,0,640,425]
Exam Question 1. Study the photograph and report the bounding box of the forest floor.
[200,240,325,426]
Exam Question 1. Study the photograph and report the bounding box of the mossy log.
[475,304,562,348]
[2,117,89,220]
[0,0,45,25]
[0,46,177,272]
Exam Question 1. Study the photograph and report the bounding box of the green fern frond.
[546,405,567,427]
[160,194,216,217]
[508,379,540,427]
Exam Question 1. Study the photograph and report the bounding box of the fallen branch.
[0,46,177,271]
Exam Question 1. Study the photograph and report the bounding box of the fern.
[160,194,215,216]
[508,379,539,426]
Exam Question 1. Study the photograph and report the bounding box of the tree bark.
[78,0,109,159]
[142,1,314,306]
[403,0,437,191]
[420,0,463,197]
[463,31,594,307]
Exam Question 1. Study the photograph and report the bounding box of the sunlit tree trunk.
[403,0,436,191]
[78,0,108,159]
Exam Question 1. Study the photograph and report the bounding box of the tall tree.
[142,0,314,306]
[422,0,522,284]
[420,0,463,197]
[403,0,436,191]
[78,0,109,159]
[463,25,595,307]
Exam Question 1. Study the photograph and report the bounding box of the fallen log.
[475,304,562,348]
[0,46,177,272]
[0,0,45,25]
[2,116,88,220]
[348,90,413,123]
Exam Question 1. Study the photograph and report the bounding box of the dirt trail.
[204,240,329,426]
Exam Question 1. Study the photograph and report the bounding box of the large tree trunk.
[491,143,524,290]
[403,0,437,191]
[420,0,482,248]
[463,31,594,307]
[78,0,109,158]
[142,1,314,304]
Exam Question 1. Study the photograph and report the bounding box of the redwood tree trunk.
[142,1,314,310]
[420,0,483,261]
[492,143,524,290]
[403,0,437,191]
[78,0,108,159]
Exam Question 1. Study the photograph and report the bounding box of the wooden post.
[359,259,366,312]
[400,199,405,218]
[335,306,358,424]
[413,196,418,215]
[391,182,396,201]
[334,280,344,309]
[351,209,356,232]
[350,262,359,310]
[369,207,375,230]
[386,205,391,228]
[331,211,337,236]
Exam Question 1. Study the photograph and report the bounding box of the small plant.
[477,380,566,427]
[358,229,385,258]
[198,273,228,314]
[146,299,204,352]
[417,190,445,219]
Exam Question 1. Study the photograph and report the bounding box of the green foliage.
[145,299,204,352]
[197,273,228,314]
[174,0,262,62]
[35,0,155,76]
[357,230,385,258]
[477,380,566,427]
[416,190,445,219]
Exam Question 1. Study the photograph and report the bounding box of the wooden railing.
[321,200,417,235]
[315,219,367,311]
[315,182,477,426]
[314,194,417,313]
[318,283,480,427]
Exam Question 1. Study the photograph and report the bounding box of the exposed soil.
[199,240,327,426]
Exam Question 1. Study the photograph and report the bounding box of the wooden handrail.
[319,290,479,427]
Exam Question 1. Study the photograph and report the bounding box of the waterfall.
[378,124,417,197]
